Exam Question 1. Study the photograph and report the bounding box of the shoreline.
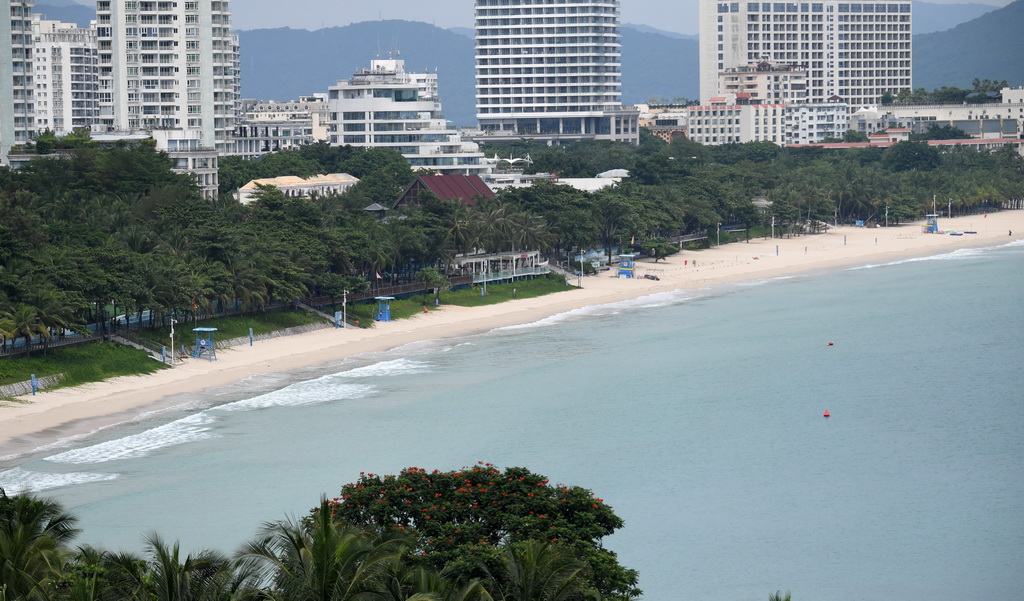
[2,212,1021,463]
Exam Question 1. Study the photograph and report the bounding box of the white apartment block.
[784,100,849,143]
[689,102,788,145]
[32,16,98,136]
[95,0,239,154]
[1,1,36,165]
[473,0,639,144]
[719,61,809,104]
[689,95,848,145]
[234,96,329,159]
[327,58,490,176]
[700,1,912,109]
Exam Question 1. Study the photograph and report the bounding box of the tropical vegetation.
[0,463,638,601]
[2,134,1022,359]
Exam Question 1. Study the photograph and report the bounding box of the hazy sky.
[73,0,1015,34]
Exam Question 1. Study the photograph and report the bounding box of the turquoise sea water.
[2,240,1023,601]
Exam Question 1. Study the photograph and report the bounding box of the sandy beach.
[2,211,1021,460]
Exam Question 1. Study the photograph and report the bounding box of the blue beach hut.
[192,327,217,361]
[618,254,637,279]
[375,297,395,322]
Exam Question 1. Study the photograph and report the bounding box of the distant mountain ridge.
[237,21,700,126]
[913,0,1024,89]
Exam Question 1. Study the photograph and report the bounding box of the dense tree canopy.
[2,136,1021,346]
[328,464,640,600]
[1,463,639,601]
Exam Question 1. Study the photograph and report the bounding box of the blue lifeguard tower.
[618,254,637,279]
[923,214,939,233]
[192,327,217,361]
[375,297,395,322]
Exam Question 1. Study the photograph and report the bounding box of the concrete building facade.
[688,95,849,145]
[32,16,98,136]
[234,95,329,159]
[327,57,489,176]
[784,100,849,143]
[699,0,912,109]
[850,92,1024,140]
[473,0,638,144]
[718,61,809,104]
[1,1,36,164]
[95,0,239,154]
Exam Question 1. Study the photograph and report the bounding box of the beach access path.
[2,212,1021,459]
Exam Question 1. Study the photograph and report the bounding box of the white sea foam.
[218,382,375,411]
[729,275,798,287]
[851,245,994,270]
[337,357,429,378]
[44,413,216,465]
[0,467,118,493]
[499,289,701,331]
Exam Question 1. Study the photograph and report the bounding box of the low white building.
[637,104,690,143]
[689,101,786,145]
[151,129,220,200]
[327,57,490,176]
[689,94,849,146]
[236,173,359,204]
[851,91,1024,139]
[233,95,329,159]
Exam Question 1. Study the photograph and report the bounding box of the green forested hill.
[913,0,1024,90]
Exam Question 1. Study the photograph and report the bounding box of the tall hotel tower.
[699,0,912,109]
[95,0,239,154]
[1,1,36,164]
[474,0,638,144]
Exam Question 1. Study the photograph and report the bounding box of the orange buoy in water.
[823,409,831,418]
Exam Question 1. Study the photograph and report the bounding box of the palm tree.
[239,499,411,601]
[0,488,80,600]
[0,304,49,357]
[366,561,488,601]
[481,541,597,601]
[768,590,792,601]
[143,532,239,601]
[26,288,77,354]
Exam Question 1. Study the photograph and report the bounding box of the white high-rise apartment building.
[95,0,239,154]
[327,57,489,176]
[32,16,98,136]
[474,0,638,144]
[1,1,36,165]
[699,0,912,109]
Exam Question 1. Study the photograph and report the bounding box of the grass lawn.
[0,343,168,391]
[341,273,574,324]
[0,278,573,394]
[134,309,326,348]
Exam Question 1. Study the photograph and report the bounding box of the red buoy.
[827,341,834,346]
[823,409,831,418]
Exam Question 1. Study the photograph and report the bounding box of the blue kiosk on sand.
[375,297,395,322]
[922,214,940,233]
[618,254,637,279]
[192,327,217,361]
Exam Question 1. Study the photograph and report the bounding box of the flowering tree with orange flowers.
[323,462,640,600]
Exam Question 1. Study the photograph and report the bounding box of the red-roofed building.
[395,174,496,208]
